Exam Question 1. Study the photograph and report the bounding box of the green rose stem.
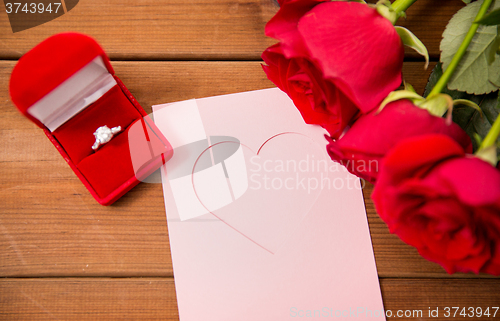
[422,0,498,158]
[391,0,417,14]
[428,0,493,97]
[479,114,500,151]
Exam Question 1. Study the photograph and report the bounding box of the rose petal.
[265,0,328,57]
[380,134,466,185]
[297,1,404,112]
[428,157,500,207]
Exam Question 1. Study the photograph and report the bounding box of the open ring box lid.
[9,33,173,205]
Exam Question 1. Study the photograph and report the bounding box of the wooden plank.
[0,0,463,60]
[0,278,499,320]
[398,0,464,59]
[0,0,279,60]
[0,278,180,321]
[380,279,500,320]
[0,61,489,279]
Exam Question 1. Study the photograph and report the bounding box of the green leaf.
[475,7,500,25]
[441,0,500,94]
[418,94,453,117]
[453,99,482,113]
[473,132,484,145]
[486,26,500,64]
[424,63,500,156]
[376,2,398,25]
[463,0,473,3]
[395,26,429,69]
[377,90,425,113]
[404,82,417,93]
[475,145,498,165]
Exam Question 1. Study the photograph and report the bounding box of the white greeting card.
[153,88,385,321]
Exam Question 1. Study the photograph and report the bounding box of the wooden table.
[0,0,499,319]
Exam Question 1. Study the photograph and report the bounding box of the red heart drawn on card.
[5,0,79,33]
[191,132,328,254]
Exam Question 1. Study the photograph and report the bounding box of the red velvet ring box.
[9,33,173,205]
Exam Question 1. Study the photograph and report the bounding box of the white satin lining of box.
[28,56,117,132]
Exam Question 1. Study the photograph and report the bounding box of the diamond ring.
[92,125,122,150]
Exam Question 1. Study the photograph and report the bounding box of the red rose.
[326,99,473,183]
[372,134,500,275]
[262,0,404,137]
